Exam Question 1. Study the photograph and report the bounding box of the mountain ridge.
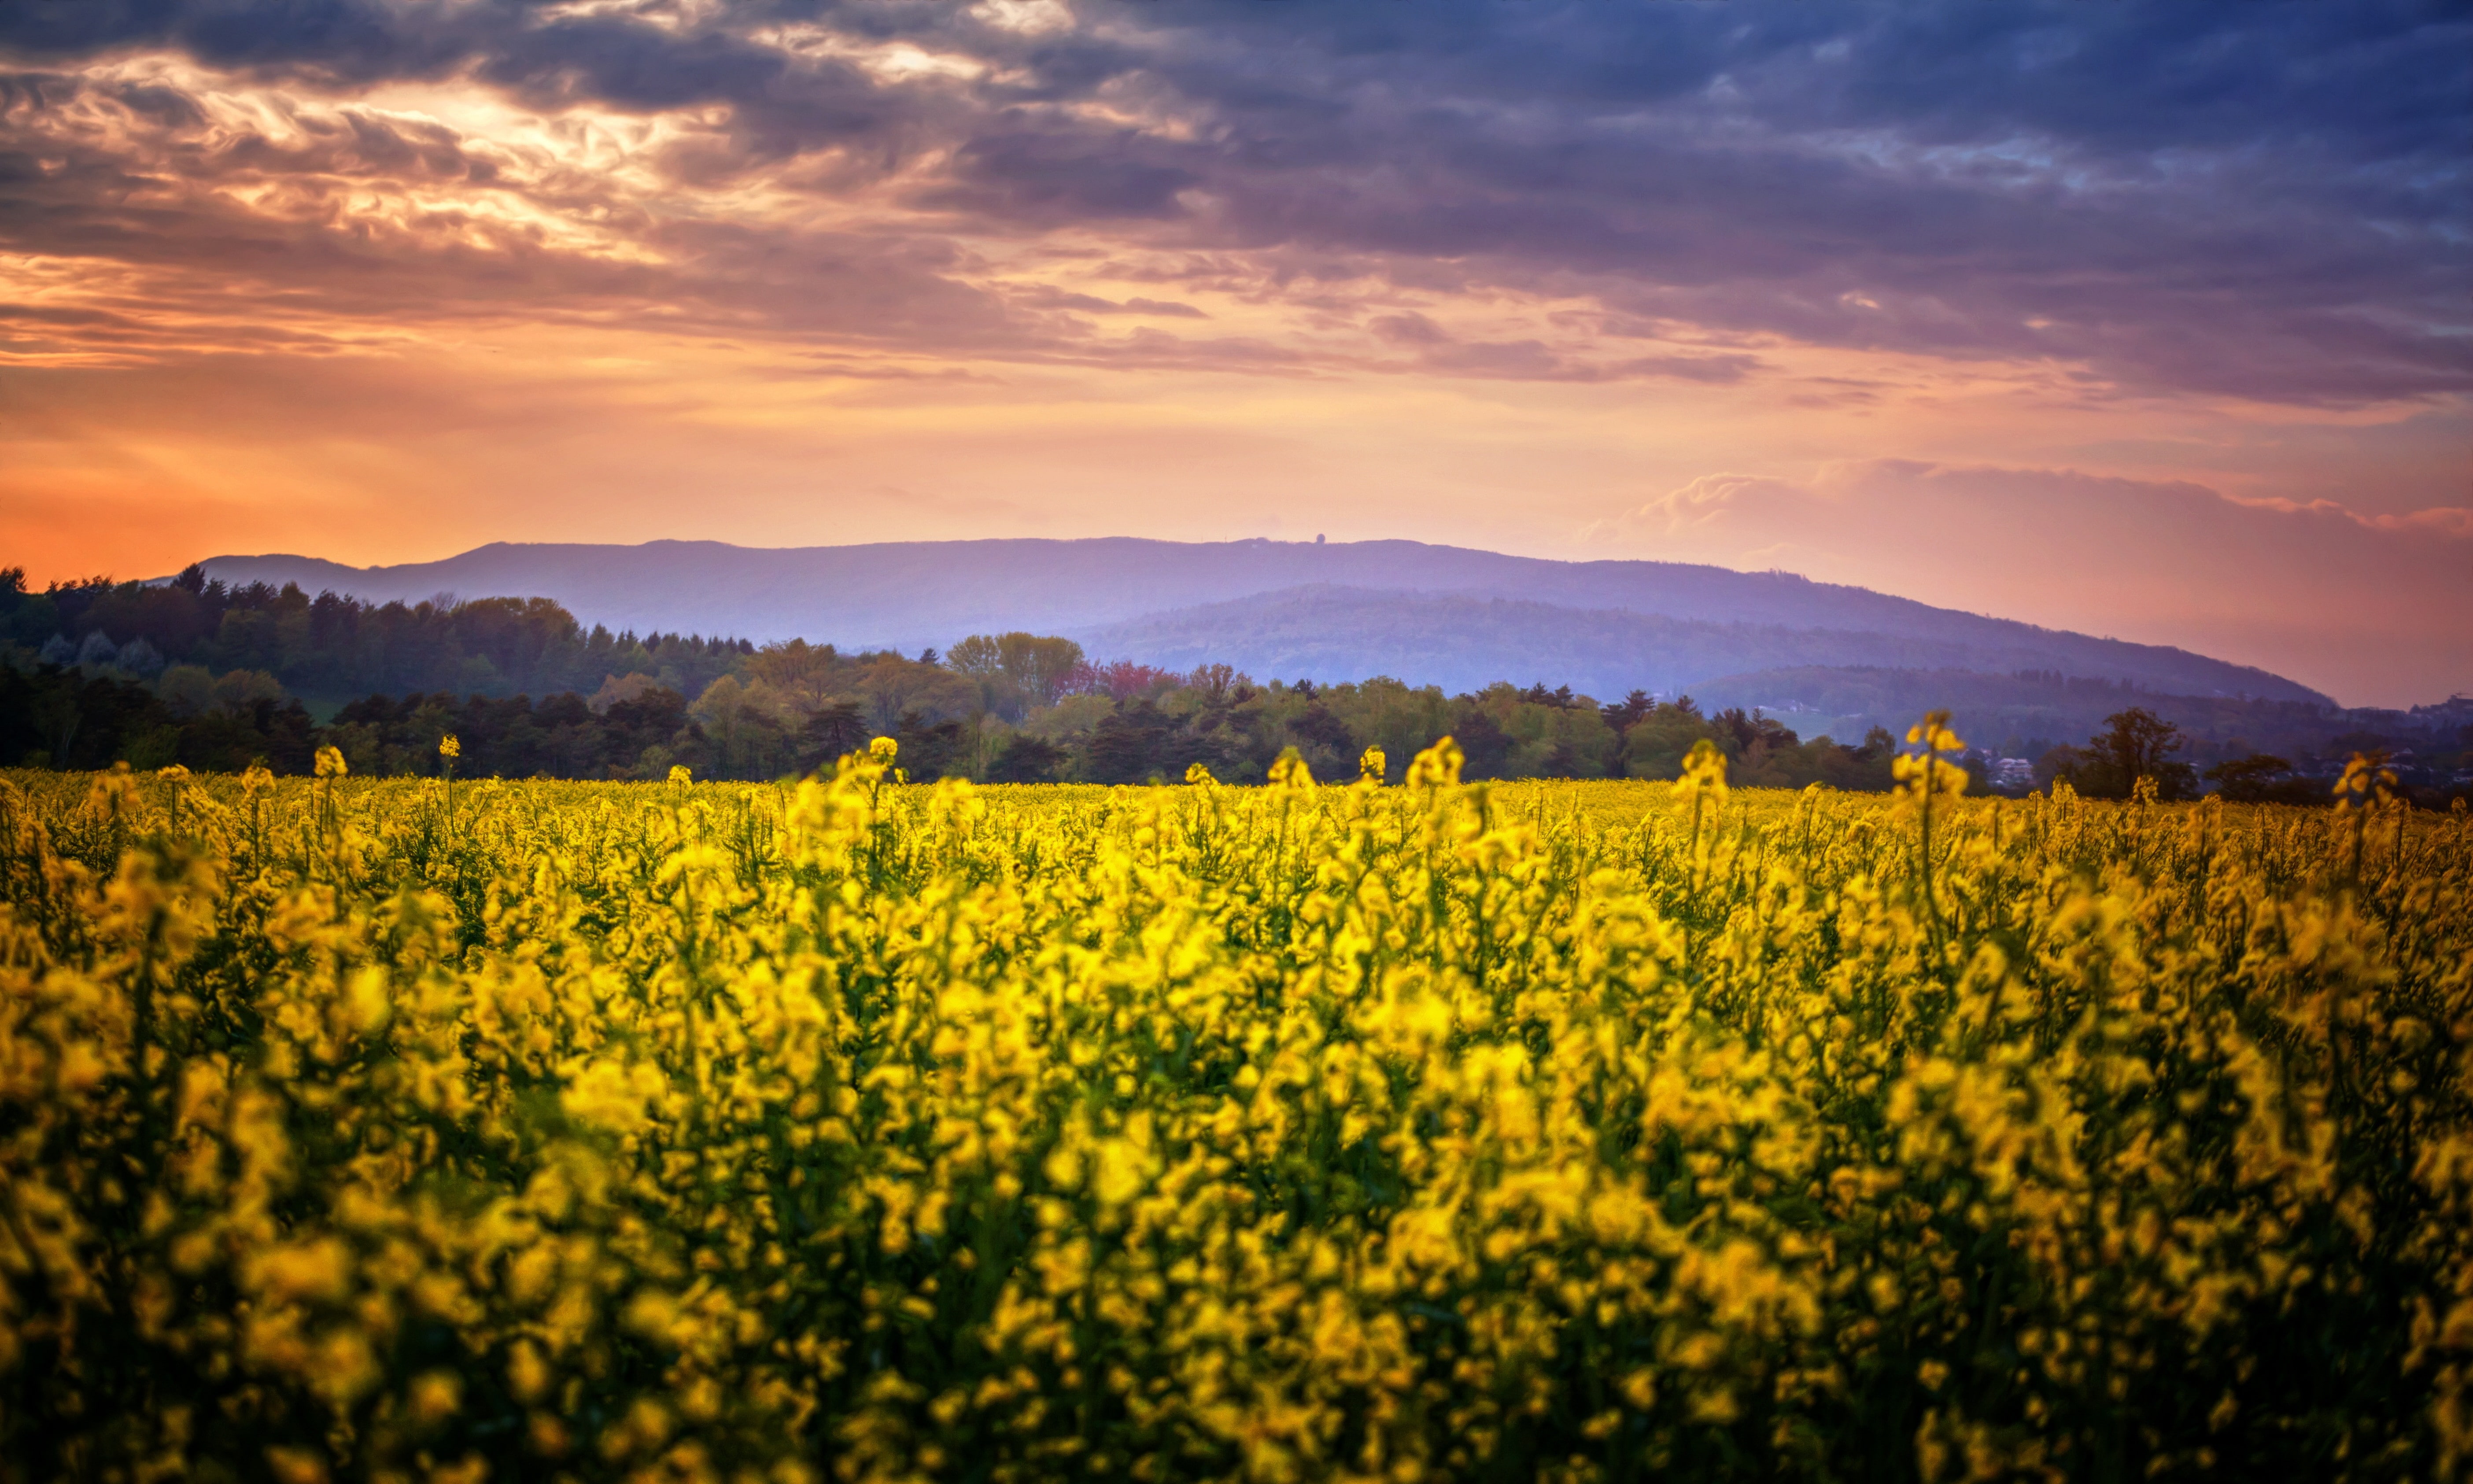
[1070,584,2325,705]
[196,537,2329,706]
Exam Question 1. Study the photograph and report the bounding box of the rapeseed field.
[0,731,2465,1482]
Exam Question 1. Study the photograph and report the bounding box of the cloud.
[1612,353,1761,386]
[0,61,1047,363]
[1006,285,1208,318]
[1359,309,1762,383]
[1588,460,2473,706]
[0,1,2460,399]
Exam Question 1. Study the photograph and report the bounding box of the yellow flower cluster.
[0,741,2465,1482]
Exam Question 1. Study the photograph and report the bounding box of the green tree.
[797,701,870,771]
[945,635,1004,677]
[997,633,1085,705]
[1620,703,1714,780]
[2050,707,2199,799]
[746,639,841,711]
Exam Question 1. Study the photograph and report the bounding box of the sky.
[1,0,2466,706]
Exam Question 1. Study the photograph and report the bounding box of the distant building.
[1991,757,2037,791]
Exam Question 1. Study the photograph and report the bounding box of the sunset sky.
[2,0,2465,705]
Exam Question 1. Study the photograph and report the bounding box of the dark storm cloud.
[1017,0,2472,400]
[0,0,2463,397]
[931,126,1200,222]
[0,0,491,80]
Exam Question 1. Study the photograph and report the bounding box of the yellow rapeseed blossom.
[1894,709,1969,800]
[0,732,2462,1483]
[1405,734,1462,787]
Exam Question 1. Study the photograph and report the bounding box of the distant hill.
[1686,666,2361,754]
[199,537,2328,705]
[1070,586,2315,703]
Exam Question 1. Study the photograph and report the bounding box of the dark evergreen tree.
[1452,709,1514,780]
[797,701,870,772]
[1087,701,1178,784]
[893,712,967,782]
[988,735,1068,783]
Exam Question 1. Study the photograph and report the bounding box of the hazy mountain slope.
[199,537,2326,704]
[200,537,1967,642]
[1687,666,2351,752]
[1072,587,2325,704]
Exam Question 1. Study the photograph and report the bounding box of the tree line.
[5,565,2459,802]
[3,564,747,701]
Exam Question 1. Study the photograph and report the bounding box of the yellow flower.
[1267,746,1314,790]
[438,734,461,761]
[410,1370,462,1425]
[2332,750,2396,805]
[1904,709,1964,756]
[1092,1138,1149,1207]
[668,764,693,786]
[507,1340,551,1404]
[1676,737,1728,801]
[248,1238,353,1303]
[1894,709,1968,801]
[869,735,899,764]
[314,746,347,779]
[265,1447,329,1484]
[1405,736,1463,787]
